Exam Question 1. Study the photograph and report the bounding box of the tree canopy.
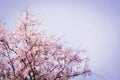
[0,9,91,80]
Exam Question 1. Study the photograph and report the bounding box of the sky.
[0,0,120,80]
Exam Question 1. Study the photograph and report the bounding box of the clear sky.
[0,0,120,80]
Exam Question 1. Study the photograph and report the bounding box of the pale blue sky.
[0,0,120,80]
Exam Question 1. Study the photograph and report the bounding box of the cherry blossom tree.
[0,9,91,80]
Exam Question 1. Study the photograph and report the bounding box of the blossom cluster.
[0,10,90,80]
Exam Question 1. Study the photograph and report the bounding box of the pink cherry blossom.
[0,9,90,80]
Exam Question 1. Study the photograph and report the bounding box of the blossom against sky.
[0,0,120,80]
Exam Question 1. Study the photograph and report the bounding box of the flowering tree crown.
[0,9,91,80]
